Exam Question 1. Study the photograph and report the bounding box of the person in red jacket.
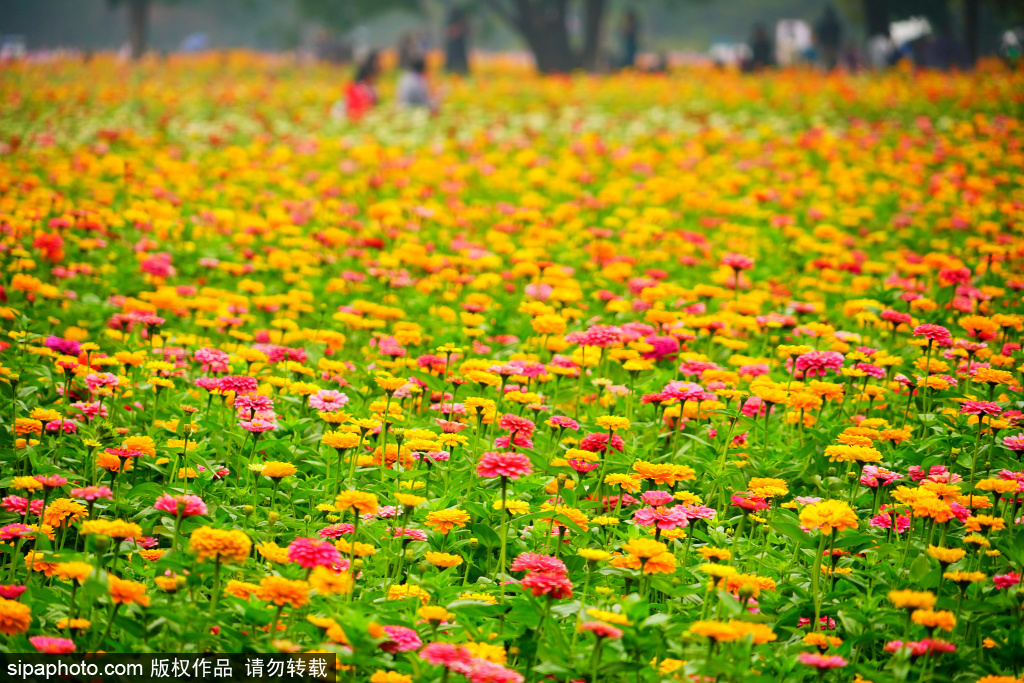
[345,50,380,121]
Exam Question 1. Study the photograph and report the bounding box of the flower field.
[2,54,1024,682]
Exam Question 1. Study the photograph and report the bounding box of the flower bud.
[267,511,280,523]
[90,534,112,553]
[468,537,479,549]
[243,505,255,516]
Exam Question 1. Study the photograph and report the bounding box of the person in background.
[398,31,420,71]
[619,10,639,69]
[445,7,470,75]
[397,56,438,112]
[744,23,774,72]
[815,4,842,71]
[345,51,380,121]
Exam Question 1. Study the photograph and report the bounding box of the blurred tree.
[107,0,154,59]
[293,0,421,36]
[295,0,669,74]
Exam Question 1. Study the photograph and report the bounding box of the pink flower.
[521,571,573,599]
[194,347,230,373]
[69,401,107,421]
[317,523,354,539]
[0,524,35,540]
[218,375,258,394]
[45,419,77,433]
[419,642,474,669]
[641,491,674,507]
[913,324,953,346]
[476,452,533,479]
[0,584,27,600]
[379,625,422,653]
[568,460,599,474]
[679,505,717,521]
[721,253,754,271]
[510,553,566,574]
[579,325,623,348]
[29,636,76,653]
[794,351,845,377]
[960,401,1002,416]
[239,417,278,433]
[860,465,903,487]
[579,432,624,453]
[464,659,524,683]
[84,372,119,392]
[71,486,113,501]
[741,396,769,418]
[797,652,847,669]
[731,493,769,511]
[870,513,911,534]
[993,572,1021,589]
[663,381,709,402]
[437,419,469,433]
[34,474,67,488]
[1,496,43,516]
[1003,434,1024,452]
[548,416,580,431]
[287,537,342,569]
[309,389,349,412]
[154,494,208,518]
[391,528,428,541]
[493,433,533,450]
[579,621,623,639]
[498,413,536,437]
[909,465,961,484]
[234,394,274,417]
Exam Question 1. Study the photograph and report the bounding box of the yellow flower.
[309,566,353,595]
[888,590,936,610]
[370,672,412,683]
[911,609,956,631]
[53,561,93,583]
[424,551,463,568]
[418,605,454,623]
[927,545,966,564]
[799,500,858,534]
[395,493,426,507]
[387,583,430,604]
[587,608,631,626]
[375,375,407,392]
[578,548,611,562]
[262,461,297,479]
[595,415,630,431]
[189,526,252,563]
[335,490,379,515]
[424,508,471,534]
[256,541,292,564]
[323,431,360,449]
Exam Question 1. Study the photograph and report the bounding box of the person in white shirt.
[397,57,437,112]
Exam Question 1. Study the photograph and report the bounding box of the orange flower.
[109,575,150,607]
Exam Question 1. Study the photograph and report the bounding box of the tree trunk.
[128,0,150,61]
[501,0,576,74]
[581,0,606,72]
[863,0,888,37]
[964,0,979,66]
